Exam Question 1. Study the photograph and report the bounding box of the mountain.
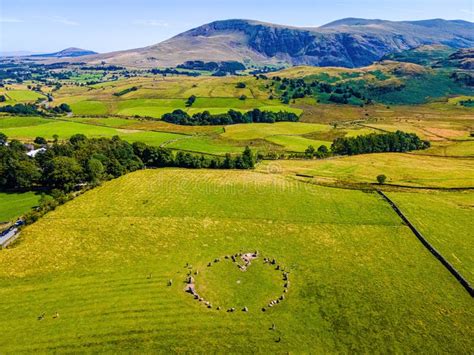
[41,18,474,68]
[30,47,98,58]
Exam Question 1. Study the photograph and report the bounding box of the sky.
[1,0,473,53]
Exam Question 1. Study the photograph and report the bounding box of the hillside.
[42,18,474,68]
[0,169,472,352]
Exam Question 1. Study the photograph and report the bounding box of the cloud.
[0,17,23,23]
[460,9,474,16]
[51,16,79,26]
[133,19,169,27]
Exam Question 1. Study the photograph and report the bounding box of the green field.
[265,135,330,152]
[0,191,41,222]
[166,136,244,155]
[0,89,45,103]
[0,169,472,352]
[259,153,474,188]
[222,122,329,140]
[0,117,185,147]
[416,140,474,157]
[69,100,109,115]
[387,191,474,283]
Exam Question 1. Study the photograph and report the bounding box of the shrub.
[377,174,387,184]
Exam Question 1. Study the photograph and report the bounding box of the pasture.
[0,117,185,147]
[50,75,302,118]
[387,190,474,283]
[259,153,474,188]
[0,89,45,104]
[0,191,41,222]
[0,169,472,352]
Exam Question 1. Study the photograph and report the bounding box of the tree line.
[0,133,255,192]
[162,108,299,126]
[331,131,430,156]
[0,103,71,116]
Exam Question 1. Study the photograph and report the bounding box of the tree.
[239,95,247,101]
[317,145,328,155]
[0,132,7,146]
[86,158,105,182]
[316,144,329,158]
[305,145,315,159]
[34,136,48,145]
[59,103,72,112]
[236,82,246,89]
[186,95,197,107]
[44,156,83,190]
[0,95,6,102]
[69,134,87,146]
[241,146,255,169]
[376,174,387,184]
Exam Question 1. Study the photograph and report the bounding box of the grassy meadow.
[387,190,474,283]
[258,153,474,188]
[0,117,186,147]
[0,191,41,222]
[0,169,472,352]
[50,75,303,119]
[0,64,473,352]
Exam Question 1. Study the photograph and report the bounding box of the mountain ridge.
[26,18,474,68]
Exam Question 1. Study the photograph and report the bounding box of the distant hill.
[37,18,474,68]
[30,47,98,58]
[383,45,457,66]
[384,45,474,69]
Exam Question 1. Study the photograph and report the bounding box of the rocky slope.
[39,18,474,68]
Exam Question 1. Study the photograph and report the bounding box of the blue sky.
[1,0,473,53]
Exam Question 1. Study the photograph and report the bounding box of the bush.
[377,174,387,184]
[186,95,197,107]
[34,136,47,145]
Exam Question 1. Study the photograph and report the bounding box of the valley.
[0,11,473,353]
